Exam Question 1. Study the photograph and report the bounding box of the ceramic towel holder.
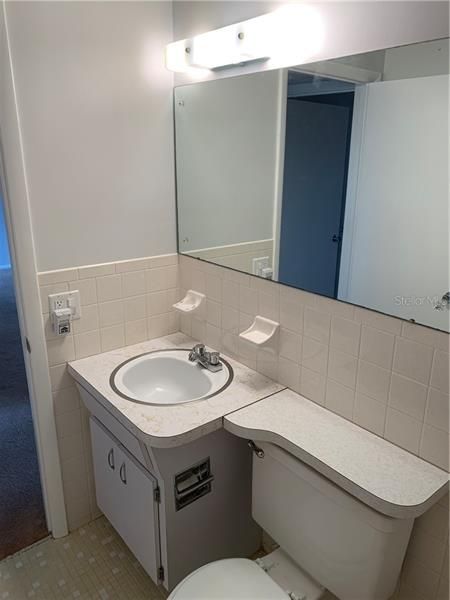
[173,290,206,316]
[239,316,279,347]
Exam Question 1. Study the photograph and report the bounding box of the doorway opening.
[0,195,47,559]
[278,71,355,298]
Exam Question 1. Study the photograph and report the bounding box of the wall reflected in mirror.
[175,39,449,331]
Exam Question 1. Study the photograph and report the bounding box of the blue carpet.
[0,268,47,559]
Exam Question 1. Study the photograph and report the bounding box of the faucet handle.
[209,351,220,366]
[193,343,206,355]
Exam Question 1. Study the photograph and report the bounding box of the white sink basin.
[110,349,233,405]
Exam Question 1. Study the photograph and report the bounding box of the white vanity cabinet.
[80,384,261,592]
[90,417,161,582]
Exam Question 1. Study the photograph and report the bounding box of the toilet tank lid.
[168,558,288,600]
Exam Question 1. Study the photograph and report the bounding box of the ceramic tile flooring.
[0,517,166,600]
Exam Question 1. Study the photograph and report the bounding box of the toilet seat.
[168,558,288,600]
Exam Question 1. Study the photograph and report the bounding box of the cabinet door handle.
[107,448,115,470]
[119,462,127,485]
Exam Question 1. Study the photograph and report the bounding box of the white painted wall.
[0,3,67,535]
[5,2,176,271]
[339,74,449,331]
[173,1,449,84]
[383,38,449,80]
[175,70,281,252]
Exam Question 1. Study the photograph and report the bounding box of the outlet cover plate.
[48,290,81,319]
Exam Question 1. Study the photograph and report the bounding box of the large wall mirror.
[174,39,449,332]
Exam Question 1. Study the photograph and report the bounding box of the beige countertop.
[224,389,449,518]
[68,333,284,448]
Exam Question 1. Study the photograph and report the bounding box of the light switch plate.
[48,290,82,320]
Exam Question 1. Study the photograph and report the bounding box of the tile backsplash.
[38,252,448,600]
[38,254,180,530]
[178,254,449,473]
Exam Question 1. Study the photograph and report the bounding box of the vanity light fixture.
[165,5,324,73]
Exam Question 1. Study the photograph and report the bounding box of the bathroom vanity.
[69,333,448,595]
[68,332,283,591]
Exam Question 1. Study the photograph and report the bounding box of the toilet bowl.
[169,442,414,600]
[168,549,324,600]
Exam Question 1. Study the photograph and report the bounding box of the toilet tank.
[252,443,414,600]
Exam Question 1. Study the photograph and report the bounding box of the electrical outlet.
[48,290,82,320]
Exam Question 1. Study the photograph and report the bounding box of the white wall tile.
[39,268,79,286]
[145,267,168,292]
[115,258,149,273]
[256,350,278,381]
[407,527,447,574]
[279,328,302,363]
[360,326,395,369]
[49,364,74,391]
[279,288,303,333]
[402,321,450,352]
[191,267,206,293]
[206,273,222,302]
[69,278,97,305]
[303,307,331,344]
[425,388,450,432]
[302,336,328,375]
[416,503,449,542]
[203,323,220,349]
[328,348,358,388]
[147,290,168,316]
[96,274,122,302]
[222,305,239,333]
[401,555,441,600]
[100,324,125,352]
[278,357,301,392]
[190,316,206,342]
[221,279,239,309]
[389,373,428,421]
[206,299,221,328]
[239,285,258,315]
[385,408,422,454]
[354,392,386,436]
[393,337,434,385]
[53,387,80,415]
[147,254,178,269]
[55,408,82,439]
[354,307,402,335]
[330,316,361,356]
[125,319,147,346]
[74,331,101,359]
[72,305,99,334]
[124,295,146,322]
[258,290,280,321]
[98,300,124,328]
[357,360,391,403]
[325,379,354,419]
[430,351,450,394]
[121,270,146,297]
[46,336,75,366]
[300,367,326,406]
[420,425,450,471]
[78,263,115,279]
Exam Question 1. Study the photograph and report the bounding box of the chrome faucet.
[188,343,223,372]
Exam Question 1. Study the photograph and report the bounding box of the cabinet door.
[90,417,161,583]
[115,444,160,582]
[90,417,121,525]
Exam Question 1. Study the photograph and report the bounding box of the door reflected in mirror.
[174,38,449,332]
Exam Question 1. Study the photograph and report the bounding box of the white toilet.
[168,442,414,600]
